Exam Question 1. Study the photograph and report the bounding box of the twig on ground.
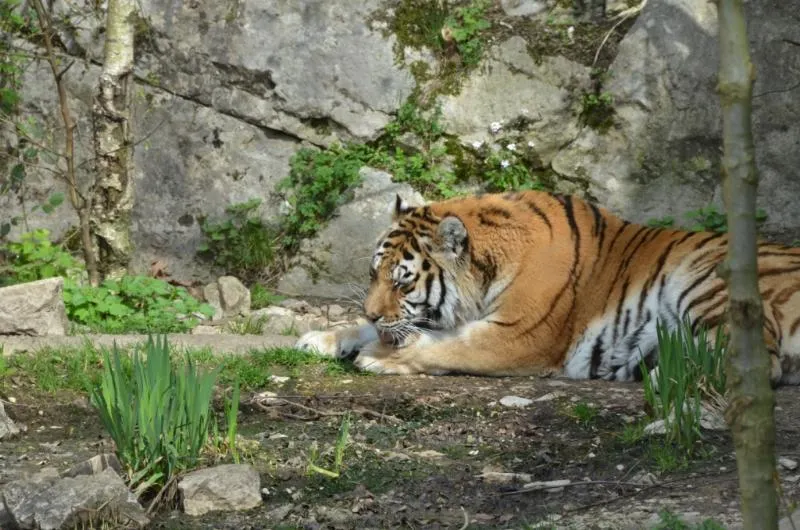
[459,506,469,530]
[592,0,647,67]
[251,396,402,425]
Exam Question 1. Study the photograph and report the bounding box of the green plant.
[198,198,277,280]
[651,510,726,530]
[307,413,352,478]
[647,206,768,233]
[0,228,79,286]
[646,216,676,229]
[444,0,491,67]
[90,336,221,496]
[64,276,214,334]
[618,421,646,445]
[641,320,727,453]
[250,283,285,309]
[580,90,615,129]
[568,401,598,426]
[225,380,241,464]
[279,144,385,250]
[225,315,268,335]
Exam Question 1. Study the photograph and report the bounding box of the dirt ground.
[2,357,799,530]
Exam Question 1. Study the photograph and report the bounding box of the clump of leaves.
[0,227,80,286]
[64,276,214,334]
[443,0,492,66]
[250,283,285,309]
[198,198,277,281]
[278,143,386,250]
[646,205,767,233]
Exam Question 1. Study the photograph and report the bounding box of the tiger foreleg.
[295,323,379,359]
[354,321,559,376]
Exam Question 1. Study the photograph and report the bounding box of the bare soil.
[2,357,799,529]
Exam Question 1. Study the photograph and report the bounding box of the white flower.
[506,143,516,152]
[567,26,575,40]
[521,108,529,114]
[500,160,510,168]
[490,121,502,134]
[472,140,484,149]
[527,141,535,148]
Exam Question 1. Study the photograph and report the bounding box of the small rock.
[779,457,798,471]
[534,391,566,402]
[478,471,533,484]
[616,464,625,471]
[204,276,250,321]
[324,304,347,319]
[279,298,313,314]
[499,395,533,408]
[266,503,294,521]
[0,400,22,440]
[413,450,445,459]
[0,277,69,336]
[179,464,262,516]
[269,375,290,385]
[643,419,666,435]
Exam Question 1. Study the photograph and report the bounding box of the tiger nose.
[365,311,381,323]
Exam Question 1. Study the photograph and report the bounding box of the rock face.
[178,464,262,516]
[3,0,799,295]
[277,167,425,299]
[0,461,148,529]
[0,400,22,441]
[0,278,69,336]
[551,0,800,240]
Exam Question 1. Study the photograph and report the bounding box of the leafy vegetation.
[443,0,492,67]
[90,336,223,496]
[250,283,285,309]
[579,69,615,130]
[64,276,214,334]
[0,228,79,286]
[198,198,277,281]
[651,510,726,530]
[641,320,727,453]
[647,205,768,233]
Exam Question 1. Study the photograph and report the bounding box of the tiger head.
[363,195,473,346]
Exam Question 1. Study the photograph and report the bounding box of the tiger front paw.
[295,330,342,358]
[354,343,418,375]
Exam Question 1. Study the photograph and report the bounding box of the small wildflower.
[500,160,510,169]
[506,143,516,152]
[472,140,484,149]
[527,140,535,148]
[490,121,502,134]
[567,26,575,40]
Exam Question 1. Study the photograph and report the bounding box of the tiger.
[295,190,800,385]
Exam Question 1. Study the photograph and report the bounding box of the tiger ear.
[437,216,468,260]
[393,194,413,219]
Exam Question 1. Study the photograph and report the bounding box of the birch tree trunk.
[91,0,135,280]
[717,1,779,528]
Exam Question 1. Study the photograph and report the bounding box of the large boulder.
[550,0,800,240]
[0,278,69,336]
[277,167,425,299]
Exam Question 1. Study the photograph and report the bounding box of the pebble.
[499,395,533,408]
[779,457,798,471]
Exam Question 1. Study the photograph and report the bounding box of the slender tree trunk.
[91,0,135,280]
[717,1,778,528]
[31,0,100,285]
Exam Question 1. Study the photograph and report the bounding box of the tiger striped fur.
[296,191,800,385]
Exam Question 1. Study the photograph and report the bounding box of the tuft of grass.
[250,284,285,309]
[618,420,646,446]
[307,413,352,478]
[225,315,268,335]
[641,319,727,454]
[90,336,221,496]
[567,401,598,426]
[651,510,727,530]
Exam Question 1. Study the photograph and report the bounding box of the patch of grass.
[646,205,768,233]
[250,283,285,309]
[6,343,108,392]
[90,336,222,496]
[651,510,727,529]
[225,315,268,335]
[647,443,691,474]
[618,420,646,446]
[567,401,598,426]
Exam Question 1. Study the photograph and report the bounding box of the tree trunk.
[717,1,778,529]
[31,0,100,286]
[91,0,136,280]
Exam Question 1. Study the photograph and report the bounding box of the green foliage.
[225,315,268,335]
[64,276,214,334]
[641,320,727,453]
[0,228,80,285]
[651,510,727,530]
[568,401,598,426]
[90,336,222,495]
[250,283,285,309]
[470,139,550,193]
[3,343,106,392]
[444,0,492,66]
[580,90,614,130]
[279,144,385,250]
[307,413,352,478]
[198,198,277,281]
[647,205,768,233]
